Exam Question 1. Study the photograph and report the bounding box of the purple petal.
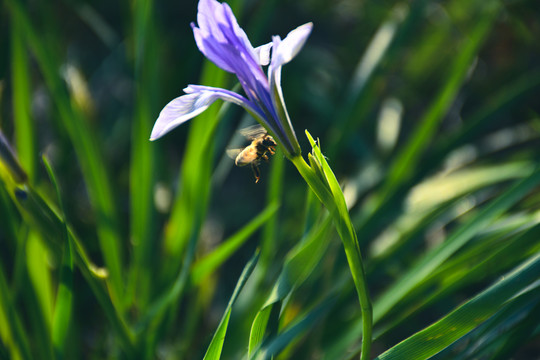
[150,85,254,140]
[271,22,313,69]
[254,42,273,66]
[193,0,261,77]
[221,2,256,58]
[192,26,236,73]
[197,0,228,43]
[265,24,312,157]
[268,22,313,115]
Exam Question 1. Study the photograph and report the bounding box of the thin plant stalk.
[291,153,372,360]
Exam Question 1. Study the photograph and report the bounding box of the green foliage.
[249,215,332,357]
[375,253,540,360]
[1,0,540,359]
[203,250,260,360]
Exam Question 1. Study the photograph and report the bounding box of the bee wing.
[226,149,243,160]
[239,124,267,140]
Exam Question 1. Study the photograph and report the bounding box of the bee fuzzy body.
[227,125,277,183]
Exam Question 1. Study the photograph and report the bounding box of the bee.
[227,125,277,183]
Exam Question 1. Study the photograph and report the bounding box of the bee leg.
[251,163,261,183]
[268,147,275,155]
[262,153,270,162]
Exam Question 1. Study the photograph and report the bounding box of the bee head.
[262,136,277,147]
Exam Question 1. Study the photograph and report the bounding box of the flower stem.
[290,155,372,360]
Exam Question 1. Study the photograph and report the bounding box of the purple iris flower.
[150,0,312,158]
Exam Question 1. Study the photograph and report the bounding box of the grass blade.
[356,2,501,242]
[5,0,124,302]
[249,215,333,355]
[431,282,540,360]
[190,202,279,286]
[375,252,540,359]
[127,0,159,310]
[203,250,260,360]
[42,156,74,356]
[10,18,36,182]
[329,3,410,153]
[0,144,135,356]
[383,3,499,193]
[252,296,337,360]
[139,202,278,330]
[427,69,540,171]
[0,265,32,360]
[25,232,54,359]
[374,165,540,322]
[260,149,285,274]
[373,220,540,342]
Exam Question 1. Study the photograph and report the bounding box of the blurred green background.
[1,0,540,359]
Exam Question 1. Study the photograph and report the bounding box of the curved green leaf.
[43,156,74,356]
[375,252,540,359]
[252,296,337,360]
[248,215,333,355]
[374,166,540,323]
[5,0,123,303]
[203,250,260,360]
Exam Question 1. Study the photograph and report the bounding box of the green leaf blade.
[203,251,260,360]
[375,253,540,360]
